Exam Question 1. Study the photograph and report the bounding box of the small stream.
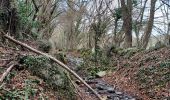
[66,55,136,100]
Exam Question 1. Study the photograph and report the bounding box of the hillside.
[103,47,170,100]
[0,43,169,100]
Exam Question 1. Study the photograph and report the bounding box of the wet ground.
[66,55,136,100]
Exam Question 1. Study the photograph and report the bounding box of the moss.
[20,55,76,100]
[53,52,66,63]
[38,40,51,53]
[79,48,92,58]
[118,47,143,58]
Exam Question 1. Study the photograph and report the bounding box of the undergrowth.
[21,55,76,100]
[135,59,170,98]
[0,73,50,100]
[80,48,115,77]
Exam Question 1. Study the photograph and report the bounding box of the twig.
[4,34,103,100]
[67,75,85,100]
[0,64,16,83]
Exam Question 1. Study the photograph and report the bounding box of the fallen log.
[4,34,103,100]
[0,64,16,83]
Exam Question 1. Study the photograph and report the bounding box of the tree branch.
[4,34,103,100]
[0,63,16,83]
[160,0,170,7]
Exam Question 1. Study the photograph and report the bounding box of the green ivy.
[17,0,40,39]
[136,60,170,89]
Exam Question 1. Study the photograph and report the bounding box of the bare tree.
[160,0,170,45]
[141,0,157,49]
[134,0,148,47]
[120,0,133,48]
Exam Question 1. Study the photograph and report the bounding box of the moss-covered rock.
[53,52,66,63]
[20,55,76,100]
[38,40,51,53]
[105,45,118,57]
[118,47,143,58]
[147,41,166,52]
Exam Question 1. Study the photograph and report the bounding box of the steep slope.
[103,47,170,100]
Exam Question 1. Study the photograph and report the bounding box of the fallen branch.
[0,64,15,83]
[67,74,85,100]
[4,34,103,100]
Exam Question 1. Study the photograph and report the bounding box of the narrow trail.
[66,55,136,100]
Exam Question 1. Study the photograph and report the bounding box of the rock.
[123,95,134,100]
[96,82,115,94]
[66,55,84,71]
[102,96,108,100]
[21,55,66,88]
[107,94,119,99]
[114,97,120,100]
[107,87,115,93]
[98,90,108,94]
[21,55,76,99]
[38,40,52,53]
[96,71,106,78]
[129,98,136,100]
[96,82,110,90]
[124,98,130,100]
[96,83,106,90]
[115,91,123,95]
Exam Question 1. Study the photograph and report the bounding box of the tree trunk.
[121,0,132,48]
[113,18,119,47]
[164,23,170,45]
[0,0,18,39]
[0,0,10,32]
[141,0,157,49]
[0,0,10,43]
[134,0,148,48]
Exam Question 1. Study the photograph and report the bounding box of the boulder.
[96,71,106,78]
[19,55,76,99]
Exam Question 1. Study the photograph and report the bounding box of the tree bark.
[0,0,18,38]
[141,0,157,49]
[134,0,148,47]
[121,0,132,48]
[0,0,10,32]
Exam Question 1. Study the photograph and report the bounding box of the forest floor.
[67,47,170,100]
[103,47,170,100]
[0,45,59,99]
[0,43,170,100]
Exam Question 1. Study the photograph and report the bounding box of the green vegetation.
[136,60,170,89]
[118,47,143,58]
[17,0,40,39]
[22,55,76,100]
[38,40,52,53]
[80,48,115,77]
[0,0,169,99]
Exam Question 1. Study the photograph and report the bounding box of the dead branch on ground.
[67,74,85,100]
[4,34,103,100]
[0,63,16,83]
